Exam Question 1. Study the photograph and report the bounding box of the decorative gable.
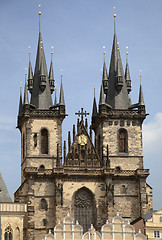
[64,119,101,168]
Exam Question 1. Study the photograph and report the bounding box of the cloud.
[143,112,162,154]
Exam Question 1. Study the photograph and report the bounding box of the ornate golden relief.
[78,134,87,145]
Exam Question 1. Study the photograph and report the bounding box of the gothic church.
[3,8,153,240]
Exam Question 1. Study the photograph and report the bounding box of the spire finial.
[61,69,63,82]
[103,45,106,61]
[126,46,128,63]
[25,68,27,77]
[140,70,142,85]
[38,4,41,33]
[113,7,116,34]
[20,82,22,94]
[51,46,54,61]
[24,68,29,105]
[28,46,31,61]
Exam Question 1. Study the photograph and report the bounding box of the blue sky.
[0,0,162,209]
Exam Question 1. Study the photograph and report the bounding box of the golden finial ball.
[114,13,116,18]
[25,73,27,75]
[140,75,142,78]
[126,52,128,55]
[103,51,105,55]
[51,52,53,55]
[61,74,63,77]
[29,51,31,55]
[39,11,41,15]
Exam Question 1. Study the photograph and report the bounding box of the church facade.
[11,10,153,240]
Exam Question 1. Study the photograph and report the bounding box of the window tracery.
[74,187,96,233]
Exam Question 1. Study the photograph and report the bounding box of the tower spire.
[39,4,41,33]
[30,8,53,109]
[106,10,129,109]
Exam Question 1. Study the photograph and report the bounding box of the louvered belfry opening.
[41,128,48,154]
[74,187,96,233]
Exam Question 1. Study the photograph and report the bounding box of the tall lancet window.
[119,129,128,153]
[4,226,12,240]
[41,128,48,154]
[74,187,96,233]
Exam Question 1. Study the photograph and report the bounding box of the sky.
[0,0,162,210]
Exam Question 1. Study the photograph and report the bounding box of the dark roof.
[143,210,157,220]
[106,33,129,109]
[30,32,53,109]
[0,172,12,202]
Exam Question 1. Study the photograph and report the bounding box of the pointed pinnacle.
[138,83,145,106]
[54,88,57,105]
[49,59,54,81]
[103,60,108,80]
[28,57,33,80]
[59,78,65,105]
[23,74,29,105]
[99,82,105,105]
[125,62,131,81]
[92,94,97,117]
[18,87,23,116]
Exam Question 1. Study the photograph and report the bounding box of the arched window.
[43,219,47,226]
[116,166,121,171]
[41,129,48,154]
[39,165,45,170]
[122,185,126,194]
[119,129,128,153]
[4,226,12,240]
[74,187,96,233]
[41,198,47,210]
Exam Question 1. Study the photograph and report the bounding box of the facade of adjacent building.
[0,9,153,240]
[132,209,162,240]
[45,214,147,240]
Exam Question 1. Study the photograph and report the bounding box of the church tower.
[15,10,66,240]
[14,8,153,240]
[91,12,152,220]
